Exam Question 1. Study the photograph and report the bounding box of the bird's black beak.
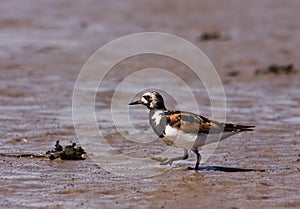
[129,100,142,105]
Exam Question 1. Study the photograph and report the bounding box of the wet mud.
[1,0,300,208]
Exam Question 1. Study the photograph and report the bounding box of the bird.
[129,91,255,170]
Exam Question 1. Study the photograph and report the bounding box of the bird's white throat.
[151,110,164,125]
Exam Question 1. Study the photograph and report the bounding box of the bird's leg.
[151,149,188,166]
[188,147,201,170]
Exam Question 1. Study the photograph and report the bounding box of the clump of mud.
[0,141,86,160]
[46,141,86,160]
[227,70,240,77]
[198,29,230,41]
[255,63,297,75]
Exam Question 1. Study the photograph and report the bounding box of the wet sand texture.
[1,1,300,208]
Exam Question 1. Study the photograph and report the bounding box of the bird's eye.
[143,95,151,100]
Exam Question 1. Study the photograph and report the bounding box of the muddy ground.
[1,0,300,208]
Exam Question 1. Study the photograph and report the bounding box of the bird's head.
[129,91,166,110]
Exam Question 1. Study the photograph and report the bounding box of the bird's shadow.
[189,166,265,172]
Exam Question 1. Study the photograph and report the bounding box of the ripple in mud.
[282,117,300,124]
[0,88,26,97]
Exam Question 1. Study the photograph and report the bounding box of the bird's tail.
[224,124,255,132]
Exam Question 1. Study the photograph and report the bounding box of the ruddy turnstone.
[129,91,255,170]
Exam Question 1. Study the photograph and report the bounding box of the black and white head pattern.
[140,91,166,110]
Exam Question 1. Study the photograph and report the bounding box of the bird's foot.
[151,157,168,162]
[151,157,174,165]
[159,158,174,165]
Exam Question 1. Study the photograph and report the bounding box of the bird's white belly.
[164,125,233,149]
[164,125,197,150]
